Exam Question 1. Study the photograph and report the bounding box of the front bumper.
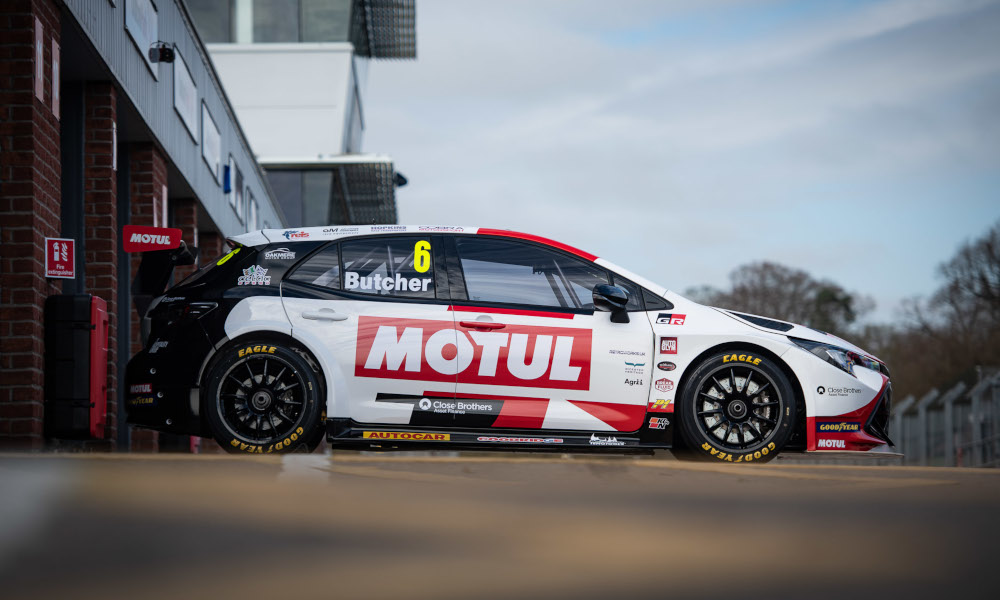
[808,378,893,452]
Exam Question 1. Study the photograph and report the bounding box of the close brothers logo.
[354,316,592,390]
[817,386,864,397]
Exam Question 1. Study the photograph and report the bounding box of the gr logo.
[418,398,432,410]
[817,386,825,395]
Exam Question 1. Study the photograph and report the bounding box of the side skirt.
[326,417,674,452]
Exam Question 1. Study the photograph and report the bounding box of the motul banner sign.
[122,225,182,253]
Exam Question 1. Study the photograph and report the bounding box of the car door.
[448,235,654,432]
[281,234,457,426]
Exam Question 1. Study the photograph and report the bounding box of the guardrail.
[892,370,1000,467]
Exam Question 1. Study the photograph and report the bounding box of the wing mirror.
[593,284,630,323]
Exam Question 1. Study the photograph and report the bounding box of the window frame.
[448,234,646,315]
[282,234,452,305]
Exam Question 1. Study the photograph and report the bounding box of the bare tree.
[686,261,872,337]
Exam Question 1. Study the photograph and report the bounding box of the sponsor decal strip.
[362,431,450,441]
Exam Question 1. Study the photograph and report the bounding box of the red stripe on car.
[569,400,646,432]
[477,228,598,261]
[449,305,576,320]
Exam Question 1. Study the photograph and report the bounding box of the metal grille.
[329,163,398,225]
[350,0,417,59]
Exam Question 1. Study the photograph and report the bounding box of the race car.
[125,225,894,462]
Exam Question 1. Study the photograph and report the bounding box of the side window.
[455,238,609,309]
[287,244,340,289]
[341,236,435,299]
[612,276,643,312]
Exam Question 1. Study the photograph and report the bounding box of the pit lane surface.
[0,452,996,600]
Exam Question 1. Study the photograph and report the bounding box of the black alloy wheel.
[204,341,324,454]
[678,351,795,463]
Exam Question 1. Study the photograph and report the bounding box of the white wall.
[207,42,356,162]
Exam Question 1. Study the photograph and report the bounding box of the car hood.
[711,307,882,362]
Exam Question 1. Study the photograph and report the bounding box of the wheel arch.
[674,341,807,451]
[198,329,329,412]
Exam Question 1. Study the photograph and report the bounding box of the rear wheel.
[678,350,795,463]
[204,340,324,454]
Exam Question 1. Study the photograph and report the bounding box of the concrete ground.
[0,451,997,599]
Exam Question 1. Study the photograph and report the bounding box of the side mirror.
[593,284,630,323]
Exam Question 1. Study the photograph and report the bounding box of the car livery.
[124,225,895,462]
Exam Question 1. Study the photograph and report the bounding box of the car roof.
[228,225,667,296]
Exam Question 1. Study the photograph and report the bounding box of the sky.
[363,0,1000,323]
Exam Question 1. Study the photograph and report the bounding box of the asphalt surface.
[0,451,997,600]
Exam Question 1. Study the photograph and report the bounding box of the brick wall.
[128,144,167,452]
[198,231,227,267]
[172,198,198,281]
[82,82,117,447]
[0,0,62,449]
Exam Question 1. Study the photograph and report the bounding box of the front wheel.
[203,340,325,454]
[678,350,795,463]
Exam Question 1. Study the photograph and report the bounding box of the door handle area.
[302,309,348,322]
[459,321,505,330]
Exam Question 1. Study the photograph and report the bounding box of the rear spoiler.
[131,241,199,318]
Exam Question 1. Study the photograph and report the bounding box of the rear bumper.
[124,350,204,436]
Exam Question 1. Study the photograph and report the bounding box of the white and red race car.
[125,225,894,462]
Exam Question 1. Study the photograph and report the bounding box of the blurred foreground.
[1,452,997,599]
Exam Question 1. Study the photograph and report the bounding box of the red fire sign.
[45,237,75,279]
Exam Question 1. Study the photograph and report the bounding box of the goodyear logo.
[363,431,450,441]
[816,422,861,432]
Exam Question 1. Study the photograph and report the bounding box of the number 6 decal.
[414,240,431,273]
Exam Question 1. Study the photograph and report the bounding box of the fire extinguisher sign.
[45,237,76,279]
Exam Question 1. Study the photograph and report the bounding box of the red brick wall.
[128,145,167,452]
[0,0,62,449]
[82,82,118,447]
[198,231,227,267]
[172,198,198,281]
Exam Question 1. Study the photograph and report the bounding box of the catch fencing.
[892,371,1000,467]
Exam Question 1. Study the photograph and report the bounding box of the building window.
[186,0,234,43]
[300,0,352,42]
[253,0,300,43]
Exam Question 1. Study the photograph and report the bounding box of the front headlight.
[789,337,886,377]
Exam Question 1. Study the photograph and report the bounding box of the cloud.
[365,0,1000,321]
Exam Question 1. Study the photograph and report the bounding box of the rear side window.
[341,236,435,299]
[287,244,340,289]
[455,238,609,309]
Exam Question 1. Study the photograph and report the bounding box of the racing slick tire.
[203,340,325,454]
[678,350,795,464]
